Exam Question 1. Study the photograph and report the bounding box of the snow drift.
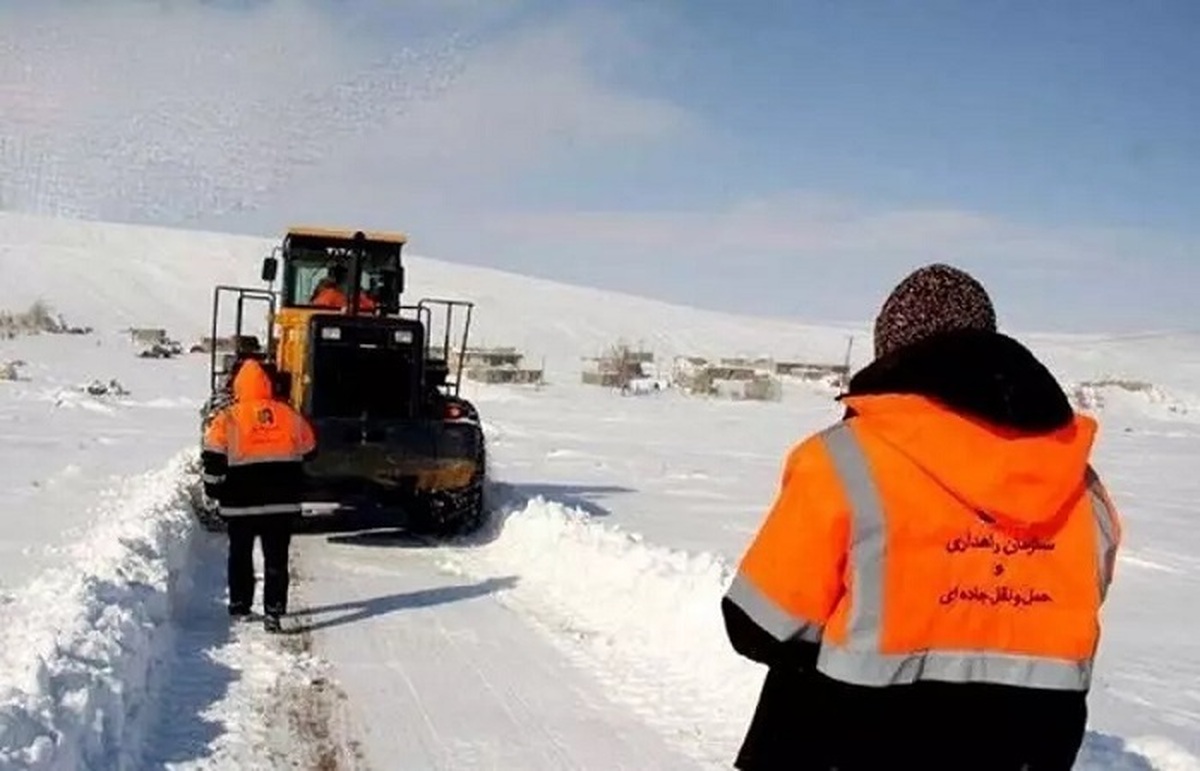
[1067,378,1196,422]
[445,486,759,763]
[0,450,203,770]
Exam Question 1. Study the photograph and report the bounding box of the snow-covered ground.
[0,332,203,592]
[0,212,1197,769]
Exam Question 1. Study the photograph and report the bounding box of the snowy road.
[294,531,704,770]
[2,216,1199,769]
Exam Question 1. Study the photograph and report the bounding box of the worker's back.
[723,264,1121,771]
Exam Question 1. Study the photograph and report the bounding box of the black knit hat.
[873,263,997,359]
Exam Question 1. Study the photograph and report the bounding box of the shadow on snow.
[286,575,520,634]
[1076,730,1159,770]
[301,479,636,549]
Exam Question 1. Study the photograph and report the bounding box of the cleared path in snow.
[144,525,364,771]
[291,528,704,770]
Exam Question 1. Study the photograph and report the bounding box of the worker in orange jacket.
[723,264,1122,770]
[310,264,377,312]
[201,358,317,633]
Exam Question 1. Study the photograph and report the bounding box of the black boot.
[263,614,282,633]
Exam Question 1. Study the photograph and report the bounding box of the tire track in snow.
[273,618,370,771]
[290,528,701,770]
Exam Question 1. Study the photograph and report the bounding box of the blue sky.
[0,0,1197,332]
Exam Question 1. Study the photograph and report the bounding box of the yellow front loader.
[198,227,486,538]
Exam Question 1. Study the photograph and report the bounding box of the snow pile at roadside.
[0,450,202,770]
[447,490,1199,770]
[1065,378,1197,423]
[149,617,360,771]
[443,491,761,764]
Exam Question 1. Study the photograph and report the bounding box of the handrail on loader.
[417,297,476,397]
[208,285,277,395]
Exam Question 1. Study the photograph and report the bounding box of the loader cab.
[262,227,407,315]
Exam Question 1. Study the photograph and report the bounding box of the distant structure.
[671,356,783,402]
[774,360,850,390]
[189,336,238,354]
[129,327,183,358]
[0,359,26,381]
[670,350,852,402]
[581,341,665,392]
[129,327,168,346]
[455,346,545,385]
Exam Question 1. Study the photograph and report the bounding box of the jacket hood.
[232,359,273,401]
[839,330,1095,535]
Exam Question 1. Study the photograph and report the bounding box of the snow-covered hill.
[6,211,1198,403]
[0,212,862,373]
[0,212,1197,769]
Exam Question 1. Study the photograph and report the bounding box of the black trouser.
[226,514,293,616]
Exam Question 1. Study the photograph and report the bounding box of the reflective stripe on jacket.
[725,394,1122,692]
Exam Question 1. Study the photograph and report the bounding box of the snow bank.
[445,488,761,764]
[0,450,202,770]
[450,488,1199,770]
[1066,378,1197,422]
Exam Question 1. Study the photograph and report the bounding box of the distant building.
[671,356,783,401]
[581,343,658,389]
[454,346,545,385]
[129,328,168,346]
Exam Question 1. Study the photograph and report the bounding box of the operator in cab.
[310,263,377,312]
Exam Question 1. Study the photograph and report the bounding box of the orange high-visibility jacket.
[311,284,376,311]
[725,393,1122,691]
[202,360,317,516]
